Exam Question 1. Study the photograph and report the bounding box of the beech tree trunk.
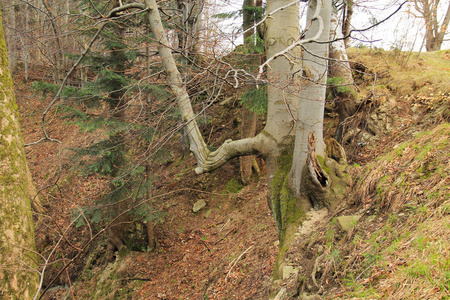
[289,0,331,200]
[0,8,39,298]
[142,0,349,248]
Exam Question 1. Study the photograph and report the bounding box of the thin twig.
[225,245,253,282]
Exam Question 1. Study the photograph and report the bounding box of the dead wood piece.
[307,133,328,188]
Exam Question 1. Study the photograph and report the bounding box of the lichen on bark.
[0,8,39,298]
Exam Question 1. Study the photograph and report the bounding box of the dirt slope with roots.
[272,49,450,299]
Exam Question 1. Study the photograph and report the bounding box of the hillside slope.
[273,49,450,299]
[15,49,449,299]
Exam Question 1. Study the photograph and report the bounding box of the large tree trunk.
[143,0,349,253]
[262,0,302,238]
[289,0,331,201]
[0,8,39,297]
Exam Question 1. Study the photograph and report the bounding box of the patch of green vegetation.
[376,175,391,197]
[441,203,450,215]
[417,144,433,161]
[395,142,410,157]
[225,178,243,193]
[344,273,382,298]
[327,76,356,95]
[325,218,337,244]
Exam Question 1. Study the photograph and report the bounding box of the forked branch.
[144,0,269,173]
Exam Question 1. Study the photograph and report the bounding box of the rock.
[317,245,324,254]
[204,209,212,218]
[336,215,361,231]
[193,200,206,213]
[282,265,298,279]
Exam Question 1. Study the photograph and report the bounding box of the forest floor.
[15,48,450,300]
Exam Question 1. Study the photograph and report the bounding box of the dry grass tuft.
[350,124,449,212]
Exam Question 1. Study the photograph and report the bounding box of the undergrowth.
[323,123,450,299]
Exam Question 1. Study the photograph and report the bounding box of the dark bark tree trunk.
[240,0,262,185]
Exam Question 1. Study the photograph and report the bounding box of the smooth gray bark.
[143,0,345,240]
[289,0,331,199]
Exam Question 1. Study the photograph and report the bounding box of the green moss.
[327,76,356,95]
[317,155,331,174]
[269,145,309,279]
[0,10,39,296]
[270,147,294,236]
[270,145,306,242]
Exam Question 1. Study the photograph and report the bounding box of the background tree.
[342,0,353,47]
[0,7,39,298]
[412,0,450,51]
[239,0,264,185]
[329,0,358,143]
[61,0,162,258]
